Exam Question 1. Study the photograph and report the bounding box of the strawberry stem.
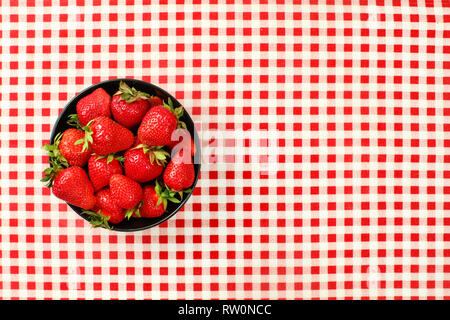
[163,182,193,199]
[125,201,143,220]
[41,132,69,187]
[96,153,124,164]
[75,119,94,152]
[115,81,151,103]
[155,180,181,211]
[67,114,82,129]
[133,144,170,166]
[162,97,186,129]
[81,210,112,230]
[40,159,64,188]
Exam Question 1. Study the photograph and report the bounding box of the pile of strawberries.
[42,81,196,229]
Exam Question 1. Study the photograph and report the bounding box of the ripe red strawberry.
[163,149,195,191]
[140,185,165,218]
[58,129,91,167]
[50,166,96,210]
[137,98,185,146]
[139,181,181,218]
[148,96,163,107]
[123,145,168,183]
[42,129,90,169]
[109,174,143,209]
[110,81,151,129]
[76,88,112,126]
[88,154,123,191]
[94,188,125,224]
[77,116,134,155]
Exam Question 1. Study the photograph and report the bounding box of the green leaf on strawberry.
[41,132,70,187]
[96,153,125,164]
[125,201,143,220]
[81,209,112,230]
[163,182,192,200]
[115,81,151,103]
[162,97,186,129]
[67,113,82,130]
[155,180,182,210]
[133,144,170,166]
[40,160,63,188]
[115,155,125,163]
[74,119,94,152]
[42,132,69,167]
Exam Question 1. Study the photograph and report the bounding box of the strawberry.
[123,145,169,183]
[109,174,143,209]
[163,149,195,192]
[46,166,96,210]
[58,129,91,167]
[140,185,164,217]
[94,188,125,224]
[110,81,151,129]
[42,129,90,169]
[148,96,163,107]
[139,181,181,218]
[88,154,124,191]
[76,88,112,126]
[137,98,186,146]
[76,116,134,155]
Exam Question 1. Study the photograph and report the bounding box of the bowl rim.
[49,78,201,232]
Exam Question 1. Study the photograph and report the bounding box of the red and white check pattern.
[0,0,449,300]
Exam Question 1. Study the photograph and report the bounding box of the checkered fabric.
[0,0,449,300]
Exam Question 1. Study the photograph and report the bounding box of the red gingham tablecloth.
[0,0,449,300]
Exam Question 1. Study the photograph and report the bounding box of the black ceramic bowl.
[49,78,201,232]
